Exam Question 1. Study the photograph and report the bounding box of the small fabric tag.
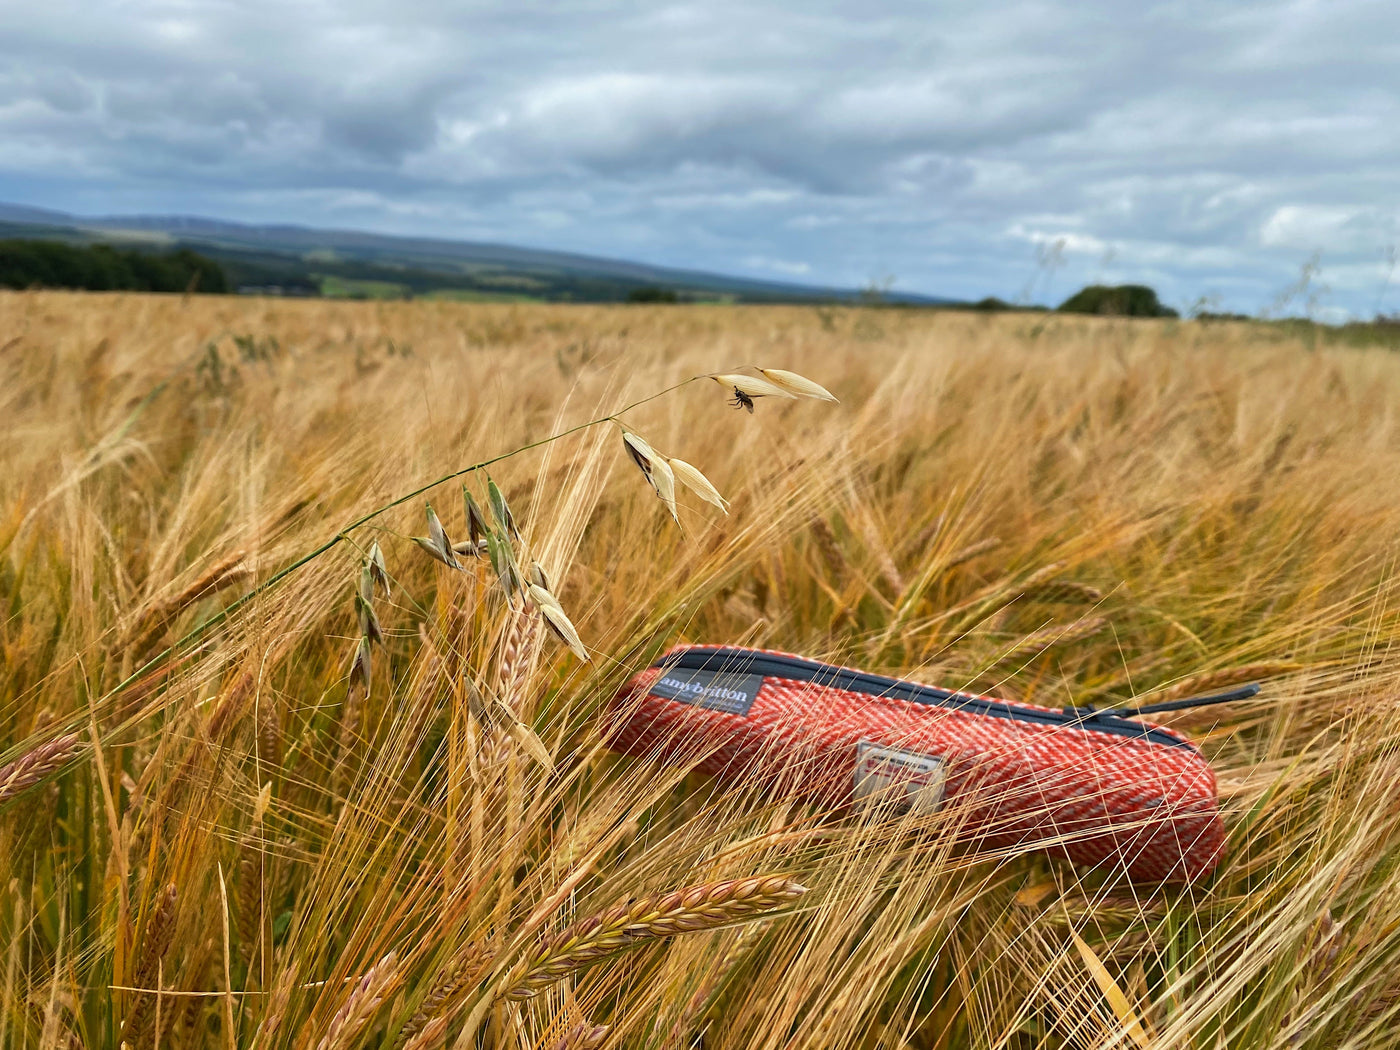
[649,667,765,716]
[853,741,946,814]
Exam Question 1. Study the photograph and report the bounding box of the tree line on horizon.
[0,239,227,294]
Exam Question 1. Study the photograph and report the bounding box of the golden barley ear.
[312,952,399,1050]
[396,950,487,1050]
[121,882,180,1049]
[1004,616,1109,659]
[502,876,806,1001]
[1156,662,1300,702]
[0,732,82,805]
[550,1022,610,1049]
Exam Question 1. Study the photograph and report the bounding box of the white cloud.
[743,255,811,276]
[1258,204,1381,252]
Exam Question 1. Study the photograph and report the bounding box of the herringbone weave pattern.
[607,646,1224,882]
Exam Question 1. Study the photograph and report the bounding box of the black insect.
[729,386,755,413]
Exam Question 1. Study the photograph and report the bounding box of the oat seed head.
[527,583,565,615]
[622,430,660,485]
[757,368,839,402]
[414,504,461,569]
[349,636,373,694]
[463,486,491,545]
[366,540,391,598]
[538,601,590,663]
[487,477,521,542]
[529,561,552,592]
[652,455,680,525]
[668,458,729,513]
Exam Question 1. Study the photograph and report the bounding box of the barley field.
[3,291,1400,1050]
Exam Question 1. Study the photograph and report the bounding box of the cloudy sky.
[2,0,1398,315]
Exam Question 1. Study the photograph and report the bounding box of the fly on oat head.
[710,373,796,413]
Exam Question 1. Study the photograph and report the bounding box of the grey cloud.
[0,0,1398,314]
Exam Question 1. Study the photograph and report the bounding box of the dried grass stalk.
[236,842,266,969]
[256,695,283,773]
[0,733,81,805]
[314,951,398,1050]
[503,876,806,1000]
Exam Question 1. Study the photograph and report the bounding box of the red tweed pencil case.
[606,645,1240,883]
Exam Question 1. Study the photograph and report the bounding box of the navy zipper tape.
[651,647,1196,752]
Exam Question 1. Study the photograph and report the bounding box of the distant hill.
[0,202,953,305]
